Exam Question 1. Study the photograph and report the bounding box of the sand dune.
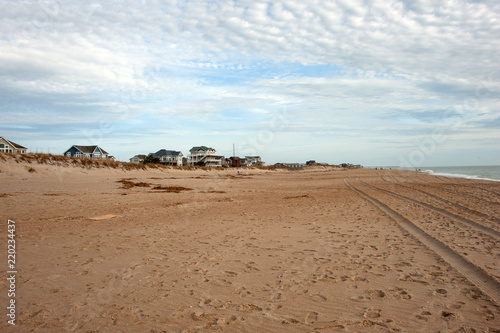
[1,157,499,332]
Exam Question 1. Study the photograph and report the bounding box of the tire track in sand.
[382,177,500,223]
[360,179,500,239]
[390,174,500,205]
[344,179,500,306]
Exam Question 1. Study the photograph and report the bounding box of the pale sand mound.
[0,157,499,332]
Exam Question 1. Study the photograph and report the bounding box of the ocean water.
[418,166,500,182]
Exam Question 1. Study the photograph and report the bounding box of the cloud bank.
[1,0,499,165]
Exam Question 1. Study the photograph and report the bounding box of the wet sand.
[0,158,499,332]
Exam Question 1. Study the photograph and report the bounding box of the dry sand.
[0,157,499,332]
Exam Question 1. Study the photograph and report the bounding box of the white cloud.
[0,0,499,164]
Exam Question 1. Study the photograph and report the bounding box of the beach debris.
[284,194,309,199]
[151,185,193,193]
[89,214,117,221]
[117,178,152,189]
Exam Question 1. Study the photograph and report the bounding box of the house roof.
[189,146,213,152]
[132,154,147,159]
[72,145,109,155]
[0,137,27,149]
[154,149,182,157]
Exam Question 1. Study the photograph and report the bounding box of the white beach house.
[0,137,28,154]
[188,146,223,167]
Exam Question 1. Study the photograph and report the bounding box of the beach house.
[0,137,28,154]
[129,154,147,163]
[275,162,306,168]
[245,156,264,167]
[154,149,184,166]
[188,146,223,167]
[64,145,109,159]
[228,156,243,167]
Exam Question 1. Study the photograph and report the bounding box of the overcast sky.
[1,0,499,166]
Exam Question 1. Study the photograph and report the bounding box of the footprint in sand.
[388,287,412,300]
[350,295,371,302]
[224,271,239,277]
[476,305,495,321]
[234,286,251,297]
[447,301,465,310]
[416,310,432,321]
[239,290,251,297]
[310,294,327,302]
[433,288,448,297]
[440,311,456,319]
[460,287,483,300]
[363,308,381,319]
[268,292,282,302]
[245,262,260,272]
[367,289,386,299]
[305,311,318,324]
[216,315,238,326]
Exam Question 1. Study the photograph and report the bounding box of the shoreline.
[421,170,500,183]
[396,165,500,183]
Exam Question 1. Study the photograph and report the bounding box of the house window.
[66,152,71,157]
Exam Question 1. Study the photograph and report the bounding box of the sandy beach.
[1,156,499,332]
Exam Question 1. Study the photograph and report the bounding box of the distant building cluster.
[131,146,265,168]
[0,139,114,161]
[273,161,363,169]
[226,156,263,168]
[0,136,362,169]
[339,163,363,169]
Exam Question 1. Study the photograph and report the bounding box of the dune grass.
[0,152,314,171]
[1,152,149,171]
